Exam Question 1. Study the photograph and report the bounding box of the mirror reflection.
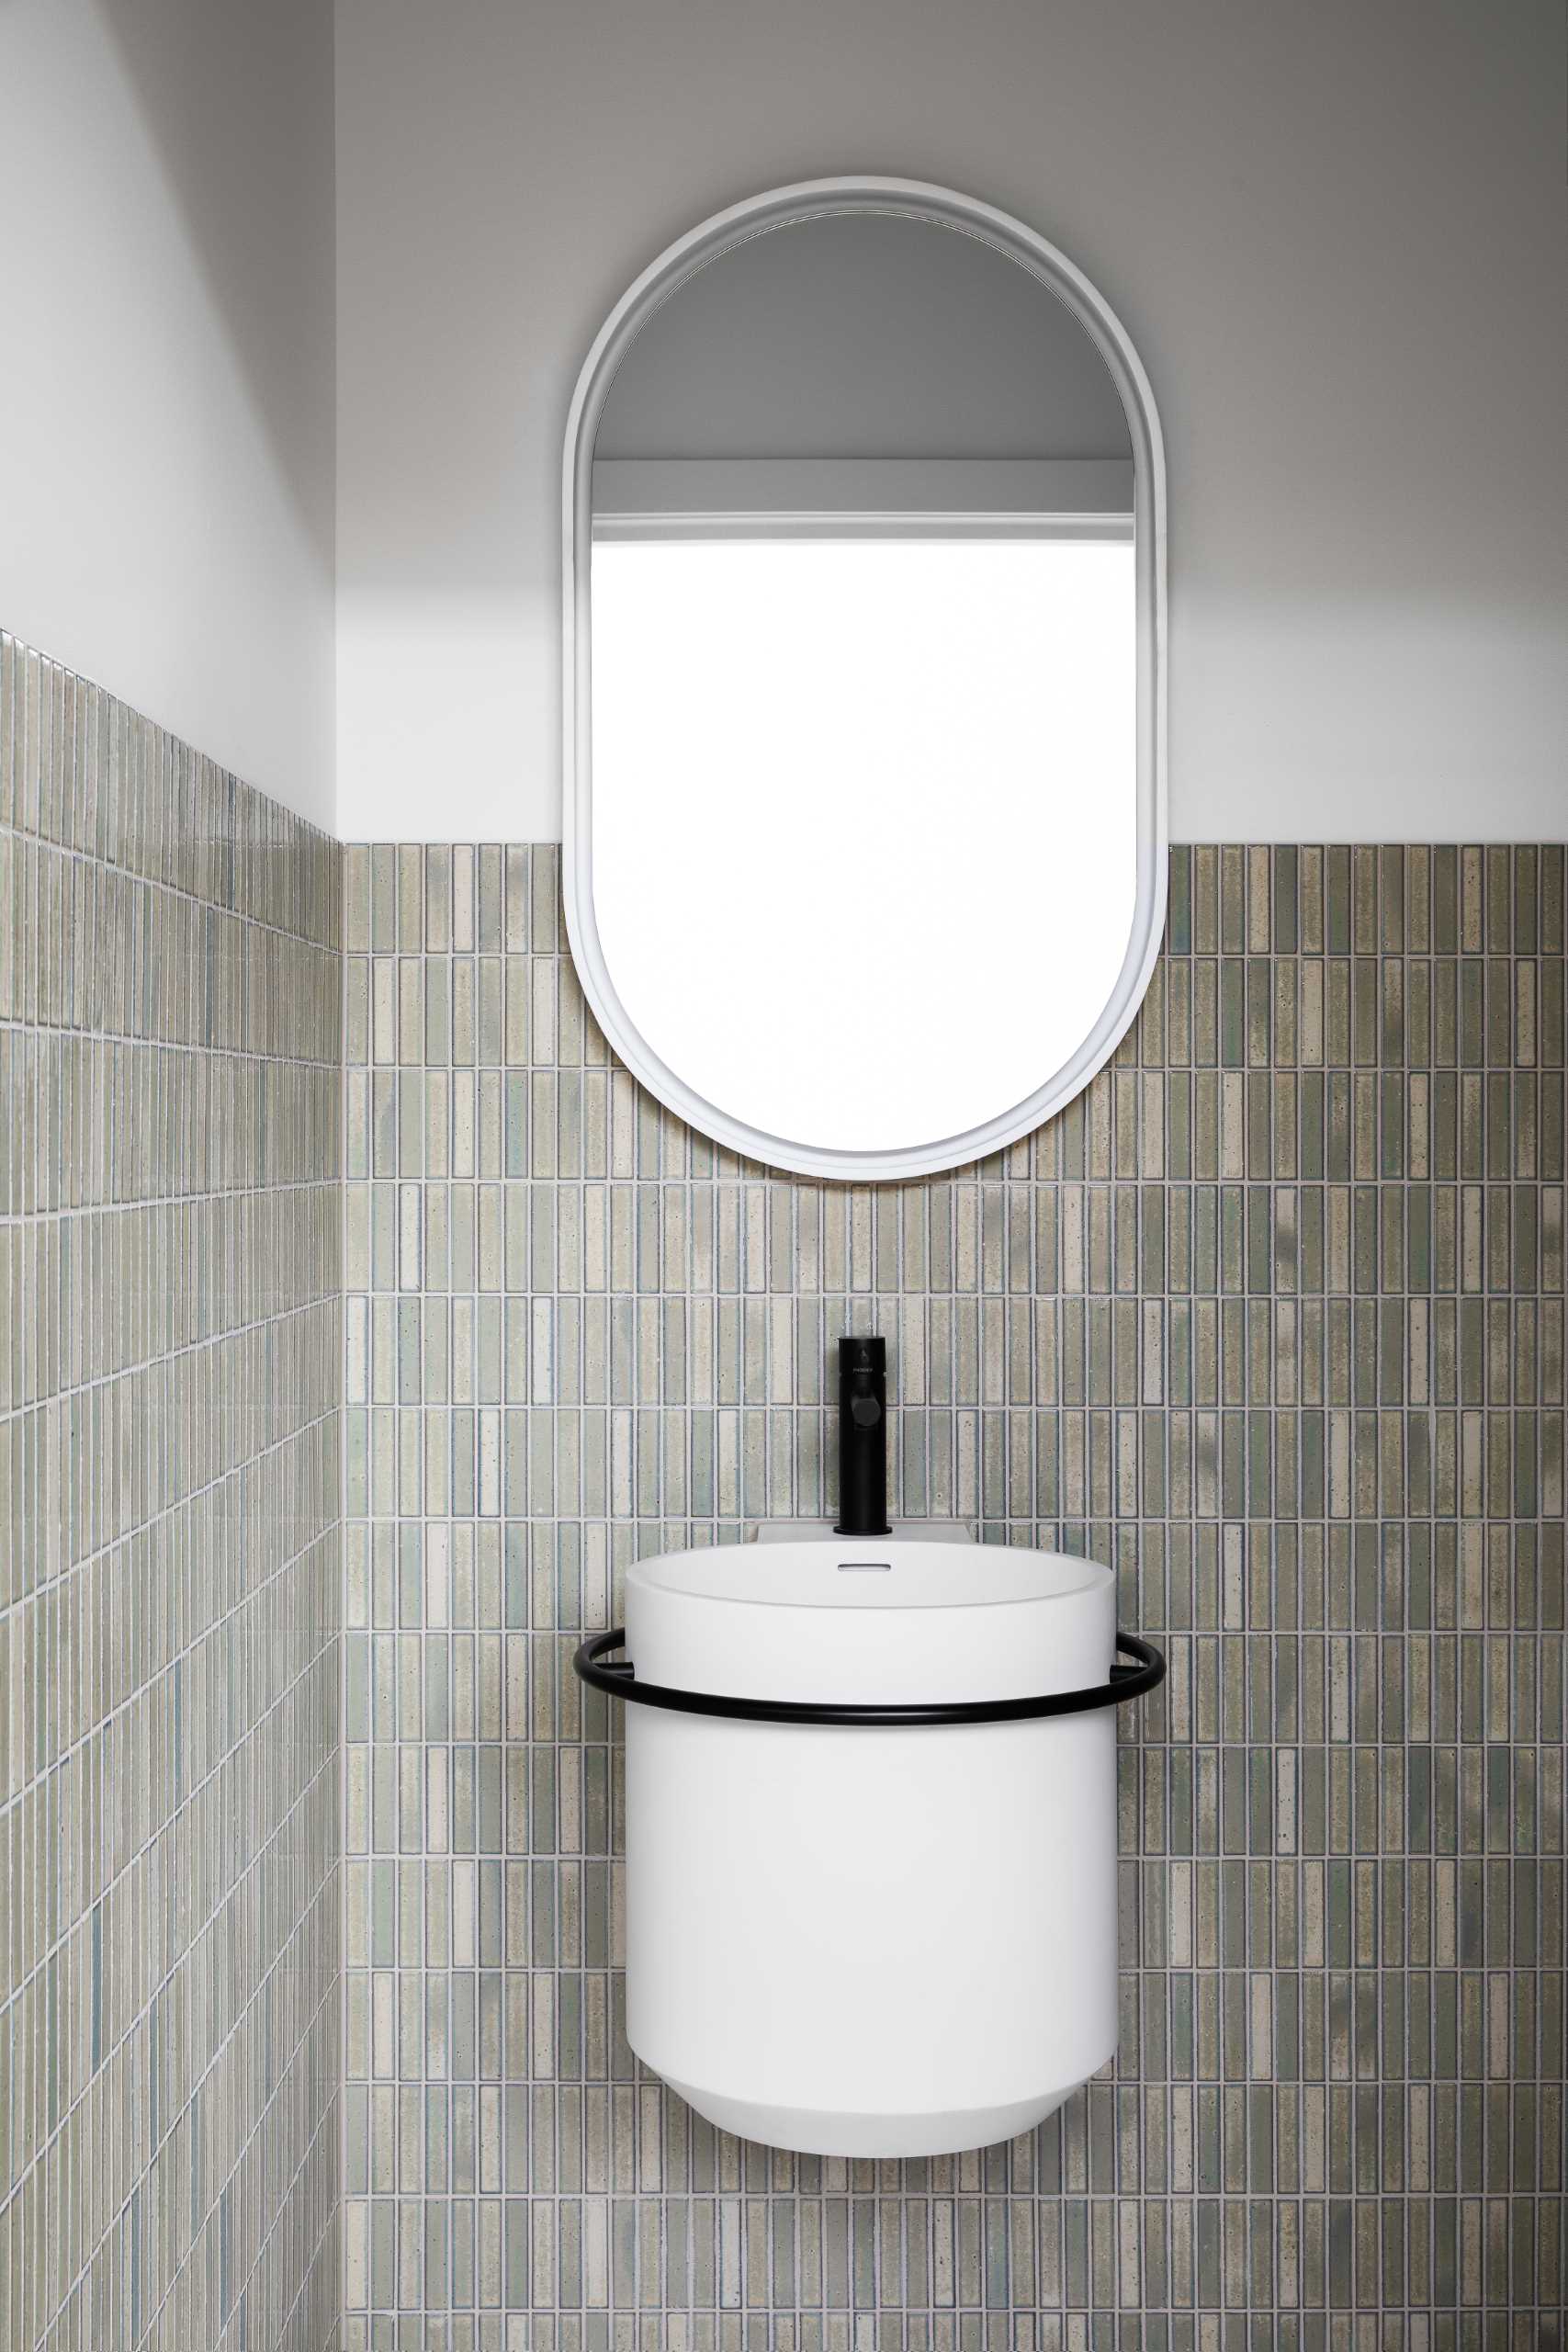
[583,205,1143,1165]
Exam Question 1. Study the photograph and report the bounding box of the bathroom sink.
[616,1536,1122,2157]
[626,1534,1112,1705]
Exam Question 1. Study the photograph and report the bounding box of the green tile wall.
[342,840,1564,2350]
[0,636,344,2352]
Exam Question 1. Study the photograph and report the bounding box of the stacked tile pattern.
[0,636,344,2352]
[343,841,1564,2348]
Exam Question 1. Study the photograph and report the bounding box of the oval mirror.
[563,178,1166,1181]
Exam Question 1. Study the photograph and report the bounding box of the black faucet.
[835,1335,890,1536]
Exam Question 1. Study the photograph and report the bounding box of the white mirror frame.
[562,176,1168,1183]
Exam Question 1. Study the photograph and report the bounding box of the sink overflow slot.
[838,1560,892,1573]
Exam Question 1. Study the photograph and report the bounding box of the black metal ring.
[572,1626,1165,1726]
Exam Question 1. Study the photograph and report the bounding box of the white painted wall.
[336,0,1568,844]
[2,1,335,830]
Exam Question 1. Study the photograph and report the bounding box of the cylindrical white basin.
[622,1538,1118,2157]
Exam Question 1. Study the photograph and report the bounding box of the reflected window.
[590,529,1135,1153]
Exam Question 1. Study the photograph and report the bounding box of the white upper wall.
[2,0,335,830]
[340,0,1568,843]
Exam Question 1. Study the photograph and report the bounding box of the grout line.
[0,1283,343,1434]
[0,1012,341,1074]
[0,1175,344,1228]
[0,808,341,958]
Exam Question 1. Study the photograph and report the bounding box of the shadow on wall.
[94,0,334,562]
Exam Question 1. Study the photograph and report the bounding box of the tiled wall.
[0,637,344,2352]
[341,841,1565,2347]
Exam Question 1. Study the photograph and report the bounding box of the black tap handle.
[836,1334,889,1536]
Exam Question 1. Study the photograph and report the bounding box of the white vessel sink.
[618,1535,1121,2158]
